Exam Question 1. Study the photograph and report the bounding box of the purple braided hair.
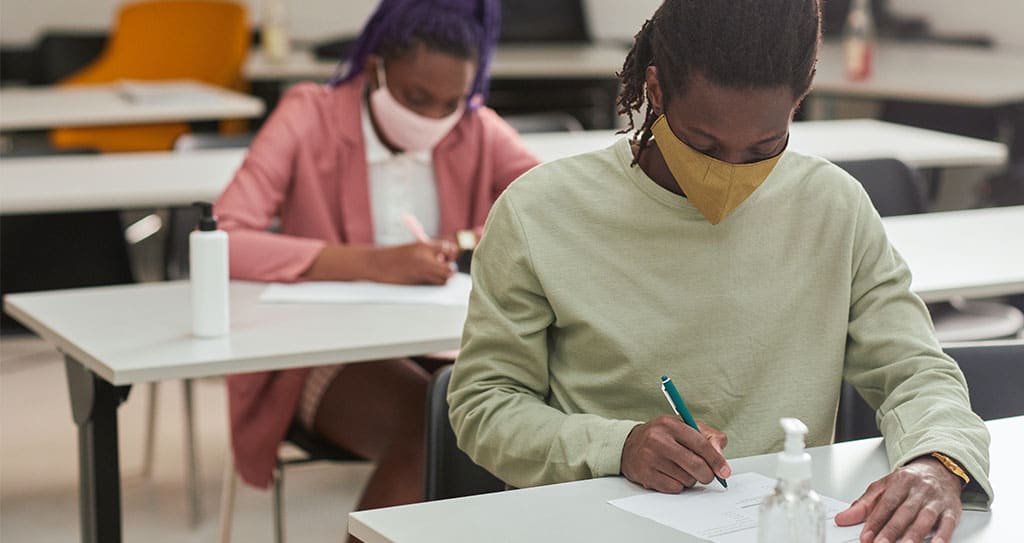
[329,0,500,110]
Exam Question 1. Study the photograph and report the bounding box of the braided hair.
[617,0,822,163]
[330,0,501,110]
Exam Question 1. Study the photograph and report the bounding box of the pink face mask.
[369,61,465,153]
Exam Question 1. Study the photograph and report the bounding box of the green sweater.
[449,138,992,509]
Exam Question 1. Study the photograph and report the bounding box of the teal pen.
[660,375,728,489]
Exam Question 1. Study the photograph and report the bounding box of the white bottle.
[758,418,825,543]
[190,202,229,337]
[261,0,291,63]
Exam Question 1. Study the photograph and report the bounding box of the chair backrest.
[64,0,250,89]
[425,365,506,501]
[944,341,1024,420]
[30,32,108,85]
[835,341,1024,442]
[833,158,928,217]
[499,0,589,43]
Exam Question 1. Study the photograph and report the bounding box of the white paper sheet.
[608,473,861,543]
[259,273,472,306]
[116,80,224,105]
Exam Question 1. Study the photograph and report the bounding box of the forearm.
[448,370,639,488]
[304,244,378,281]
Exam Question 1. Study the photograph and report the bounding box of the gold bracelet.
[930,452,970,488]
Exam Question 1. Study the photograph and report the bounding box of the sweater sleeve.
[448,192,640,488]
[214,84,327,282]
[843,189,992,510]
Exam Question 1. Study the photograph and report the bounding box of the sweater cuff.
[591,420,643,478]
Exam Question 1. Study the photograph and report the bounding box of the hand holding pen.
[619,375,731,493]
[402,213,459,267]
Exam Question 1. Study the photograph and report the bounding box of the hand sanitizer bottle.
[190,201,229,337]
[842,0,876,80]
[757,418,825,543]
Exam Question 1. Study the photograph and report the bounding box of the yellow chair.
[51,0,250,153]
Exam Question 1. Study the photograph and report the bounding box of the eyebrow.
[690,127,787,147]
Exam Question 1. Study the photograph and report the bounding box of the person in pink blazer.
[214,0,539,512]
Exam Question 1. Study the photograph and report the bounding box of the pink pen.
[401,213,431,243]
[402,213,453,267]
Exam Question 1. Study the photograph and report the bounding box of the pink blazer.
[216,77,540,488]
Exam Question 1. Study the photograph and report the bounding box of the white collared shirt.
[362,101,441,247]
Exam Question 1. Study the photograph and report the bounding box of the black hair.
[617,0,822,163]
[331,0,501,108]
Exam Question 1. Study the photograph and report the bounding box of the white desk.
[521,119,1008,169]
[244,43,630,82]
[246,41,1024,109]
[349,416,1021,543]
[0,80,265,131]
[883,206,1024,303]
[814,40,1024,108]
[2,281,468,543]
[2,281,468,386]
[0,120,1006,216]
[0,148,246,215]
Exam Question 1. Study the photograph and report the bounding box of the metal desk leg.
[65,356,130,543]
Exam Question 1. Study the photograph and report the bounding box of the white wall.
[3,0,1021,49]
[0,0,379,46]
[888,0,1024,48]
[1,0,655,47]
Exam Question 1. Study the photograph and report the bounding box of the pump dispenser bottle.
[757,418,825,543]
[190,201,229,337]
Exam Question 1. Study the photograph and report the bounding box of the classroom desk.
[883,206,1024,303]
[2,281,469,543]
[349,416,1021,543]
[814,40,1024,108]
[0,80,265,132]
[0,120,1006,216]
[246,40,1024,110]
[521,119,1008,169]
[243,43,630,82]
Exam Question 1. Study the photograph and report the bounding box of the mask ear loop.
[375,58,388,91]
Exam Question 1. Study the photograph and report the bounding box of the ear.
[366,55,382,89]
[645,65,664,115]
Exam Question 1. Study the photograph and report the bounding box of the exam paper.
[608,473,861,543]
[259,273,472,306]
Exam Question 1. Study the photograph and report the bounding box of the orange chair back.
[52,0,251,152]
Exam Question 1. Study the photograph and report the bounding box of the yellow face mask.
[650,114,784,225]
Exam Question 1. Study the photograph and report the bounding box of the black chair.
[30,31,108,85]
[834,158,928,216]
[834,158,1024,343]
[219,421,365,543]
[425,365,506,501]
[835,341,1024,442]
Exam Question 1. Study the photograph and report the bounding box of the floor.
[0,334,374,543]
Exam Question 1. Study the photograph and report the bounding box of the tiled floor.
[1,334,373,542]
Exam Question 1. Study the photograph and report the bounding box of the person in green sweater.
[448,1,992,542]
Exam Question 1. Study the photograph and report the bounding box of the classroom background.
[1,1,1022,542]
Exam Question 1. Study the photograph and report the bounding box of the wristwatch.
[930,452,970,488]
[456,229,478,251]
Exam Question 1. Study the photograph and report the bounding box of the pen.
[401,213,456,268]
[401,213,431,244]
[660,375,728,489]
